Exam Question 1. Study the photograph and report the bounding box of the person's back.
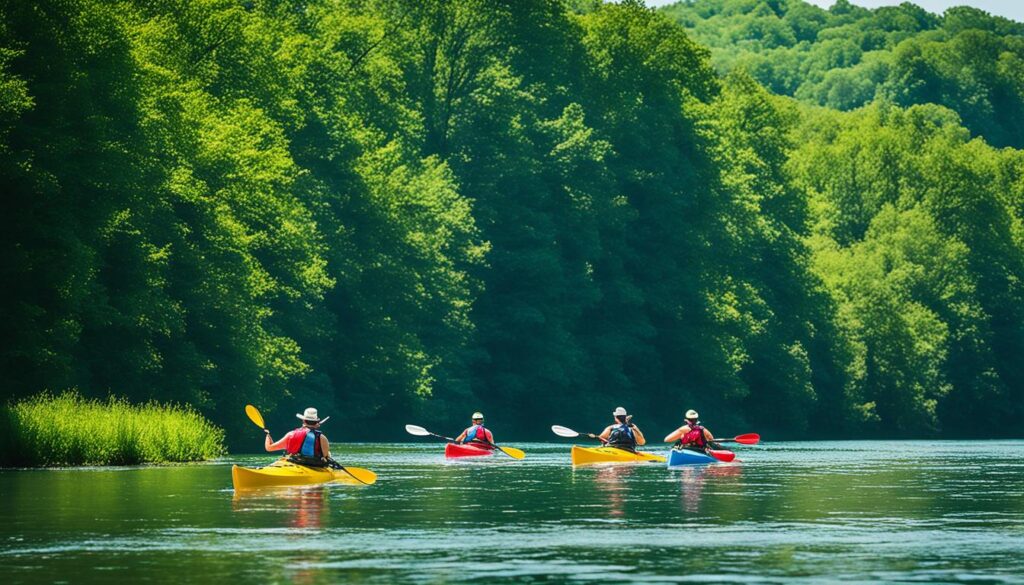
[597,407,646,452]
[456,412,494,449]
[265,407,332,467]
[664,409,717,453]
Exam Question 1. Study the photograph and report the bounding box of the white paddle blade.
[405,424,430,436]
[551,425,580,438]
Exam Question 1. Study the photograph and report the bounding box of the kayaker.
[455,412,495,449]
[664,409,721,453]
[591,407,646,452]
[265,407,333,467]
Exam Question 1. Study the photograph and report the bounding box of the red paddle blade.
[708,449,735,462]
[733,433,760,445]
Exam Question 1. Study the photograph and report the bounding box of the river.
[1,441,1022,583]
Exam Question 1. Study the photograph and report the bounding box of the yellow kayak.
[570,445,667,465]
[231,458,374,489]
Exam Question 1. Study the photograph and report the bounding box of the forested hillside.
[662,0,1024,147]
[2,0,1021,443]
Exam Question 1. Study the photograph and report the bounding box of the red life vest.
[284,427,323,457]
[466,425,494,449]
[681,424,707,448]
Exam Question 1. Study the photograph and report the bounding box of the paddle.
[405,424,457,442]
[243,404,376,485]
[405,424,525,460]
[550,425,609,445]
[245,404,266,431]
[325,458,377,485]
[706,449,736,462]
[716,433,761,445]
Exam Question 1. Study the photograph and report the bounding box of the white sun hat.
[613,406,628,416]
[686,409,699,420]
[296,407,330,424]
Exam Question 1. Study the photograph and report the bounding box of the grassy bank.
[0,393,225,467]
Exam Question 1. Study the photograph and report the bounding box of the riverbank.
[0,393,224,467]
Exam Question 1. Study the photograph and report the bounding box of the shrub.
[0,392,225,466]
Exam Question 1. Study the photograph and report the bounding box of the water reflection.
[591,465,635,518]
[1,442,1022,585]
[232,486,329,529]
[232,486,331,584]
[672,464,743,513]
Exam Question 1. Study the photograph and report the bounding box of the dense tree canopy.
[662,0,1024,148]
[2,0,1022,444]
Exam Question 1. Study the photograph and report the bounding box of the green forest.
[2,0,1022,445]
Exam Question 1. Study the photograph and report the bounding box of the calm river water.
[1,441,1022,583]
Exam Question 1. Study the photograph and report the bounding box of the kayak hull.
[570,445,667,465]
[667,448,718,466]
[445,443,494,458]
[232,458,363,490]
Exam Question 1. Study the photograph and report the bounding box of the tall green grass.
[0,392,225,466]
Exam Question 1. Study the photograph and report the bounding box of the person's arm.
[704,428,721,449]
[632,425,646,446]
[320,435,331,460]
[265,431,290,452]
[597,425,612,440]
[664,426,688,443]
[454,429,468,443]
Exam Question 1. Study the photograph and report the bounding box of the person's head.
[296,407,329,427]
[685,409,699,425]
[471,411,484,425]
[613,406,628,424]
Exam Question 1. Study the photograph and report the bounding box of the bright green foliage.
[662,0,1024,147]
[0,392,224,466]
[2,0,1022,444]
[792,103,1024,436]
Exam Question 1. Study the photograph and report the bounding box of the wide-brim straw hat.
[296,407,330,424]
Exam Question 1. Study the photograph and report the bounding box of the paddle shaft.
[472,438,524,459]
[326,458,372,485]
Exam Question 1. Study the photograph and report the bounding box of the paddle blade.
[733,433,760,445]
[405,424,431,437]
[708,449,736,462]
[339,466,377,485]
[497,446,525,460]
[244,405,265,429]
[551,425,580,438]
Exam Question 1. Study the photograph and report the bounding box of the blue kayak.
[667,448,718,466]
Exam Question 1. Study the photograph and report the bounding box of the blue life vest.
[606,423,636,450]
[286,427,323,458]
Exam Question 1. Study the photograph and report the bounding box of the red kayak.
[445,443,494,458]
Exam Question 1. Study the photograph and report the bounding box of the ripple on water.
[0,441,1022,584]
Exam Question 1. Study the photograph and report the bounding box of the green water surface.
[1,441,1022,583]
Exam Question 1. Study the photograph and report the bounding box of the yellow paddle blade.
[498,446,525,460]
[244,404,265,429]
[338,466,377,485]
